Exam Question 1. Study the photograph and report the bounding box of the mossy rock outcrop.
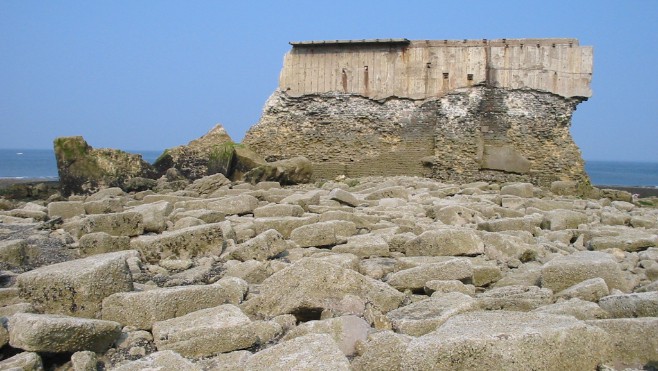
[54,136,156,196]
[153,124,266,181]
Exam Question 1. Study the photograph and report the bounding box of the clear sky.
[1,1,656,162]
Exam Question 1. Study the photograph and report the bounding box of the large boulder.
[16,251,135,318]
[130,221,233,263]
[386,258,473,291]
[54,136,156,196]
[101,277,248,330]
[152,304,282,358]
[112,350,202,371]
[153,124,235,180]
[0,352,44,370]
[244,156,313,185]
[8,313,121,353]
[244,334,350,371]
[540,251,629,293]
[282,315,370,356]
[403,229,484,257]
[586,318,658,369]
[402,311,609,370]
[242,258,405,318]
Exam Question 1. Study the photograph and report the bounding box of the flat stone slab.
[244,333,350,371]
[403,311,609,370]
[598,291,658,318]
[242,258,404,318]
[9,313,121,353]
[282,315,370,356]
[387,292,478,336]
[387,258,472,291]
[586,317,658,370]
[131,221,232,263]
[102,276,248,330]
[112,350,202,371]
[540,251,629,293]
[152,304,281,358]
[17,250,135,318]
[404,229,484,257]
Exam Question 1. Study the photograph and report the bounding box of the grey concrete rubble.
[0,174,656,370]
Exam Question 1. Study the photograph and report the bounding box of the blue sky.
[0,1,656,161]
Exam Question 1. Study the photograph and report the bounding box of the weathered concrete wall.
[280,39,592,100]
[244,38,593,186]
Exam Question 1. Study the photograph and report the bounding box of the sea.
[0,149,657,188]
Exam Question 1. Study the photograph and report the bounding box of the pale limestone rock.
[252,215,320,238]
[289,220,356,248]
[358,257,397,280]
[364,186,409,201]
[477,214,543,234]
[130,221,233,263]
[47,200,85,219]
[83,197,125,215]
[351,331,412,371]
[0,239,38,268]
[402,311,609,371]
[425,279,476,296]
[17,251,135,318]
[231,229,288,261]
[128,200,172,233]
[111,350,201,371]
[589,233,657,252]
[282,315,370,356]
[472,264,503,287]
[328,188,360,207]
[476,285,553,311]
[427,205,482,226]
[556,277,610,302]
[207,194,259,216]
[242,258,404,318]
[244,334,350,371]
[0,321,7,348]
[8,313,121,353]
[196,350,252,371]
[102,277,248,330]
[500,183,534,198]
[172,216,205,230]
[280,190,321,210]
[0,352,43,371]
[185,173,231,195]
[78,232,130,257]
[541,251,629,293]
[585,318,658,369]
[319,210,373,229]
[598,292,658,318]
[169,208,225,223]
[532,298,609,320]
[332,234,390,258]
[403,229,484,257]
[386,258,472,291]
[81,211,143,237]
[0,303,35,317]
[253,203,304,218]
[152,304,281,358]
[70,351,97,371]
[541,209,587,230]
[387,292,479,336]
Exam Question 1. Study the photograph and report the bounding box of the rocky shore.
[1,175,657,370]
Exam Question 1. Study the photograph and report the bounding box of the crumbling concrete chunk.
[289,220,356,248]
[231,229,288,261]
[81,211,143,237]
[351,331,412,371]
